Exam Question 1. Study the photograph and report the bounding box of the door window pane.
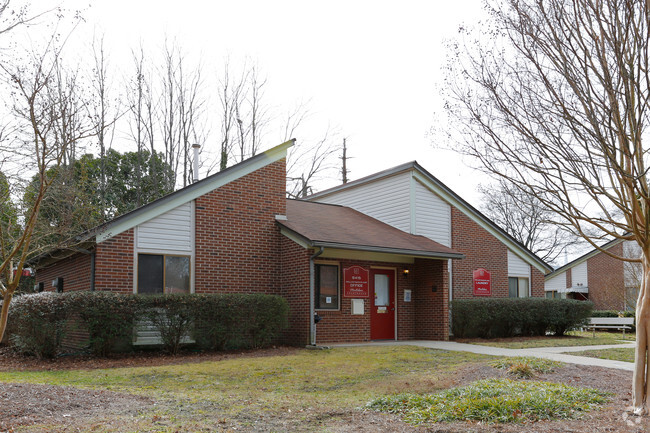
[165,256,190,293]
[374,274,389,306]
[138,254,163,294]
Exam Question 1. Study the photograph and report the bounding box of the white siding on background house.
[414,179,451,247]
[571,261,588,288]
[545,272,566,292]
[508,250,531,278]
[136,202,193,253]
[315,172,412,232]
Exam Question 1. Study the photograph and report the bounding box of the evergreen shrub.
[6,292,70,358]
[4,291,289,357]
[452,298,593,338]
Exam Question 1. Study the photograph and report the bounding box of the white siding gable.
[414,179,451,247]
[315,172,412,232]
[545,272,566,292]
[508,250,531,278]
[571,261,588,288]
[136,202,193,253]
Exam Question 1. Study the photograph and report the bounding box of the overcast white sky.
[15,0,487,203]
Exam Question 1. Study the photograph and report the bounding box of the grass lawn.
[572,347,635,363]
[463,331,634,349]
[0,346,491,432]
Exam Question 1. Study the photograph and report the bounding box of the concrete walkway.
[331,340,636,371]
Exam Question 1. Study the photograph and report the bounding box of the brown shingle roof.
[278,200,464,259]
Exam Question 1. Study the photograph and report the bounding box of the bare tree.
[89,33,119,219]
[478,179,581,265]
[215,60,269,171]
[0,22,94,342]
[443,0,650,413]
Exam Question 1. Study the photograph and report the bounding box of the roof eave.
[311,241,465,260]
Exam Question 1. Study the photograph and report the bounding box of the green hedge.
[451,298,593,338]
[6,292,71,358]
[5,291,289,357]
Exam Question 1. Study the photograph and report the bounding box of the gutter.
[309,247,324,346]
[310,241,465,260]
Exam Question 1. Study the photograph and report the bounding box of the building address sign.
[343,265,369,298]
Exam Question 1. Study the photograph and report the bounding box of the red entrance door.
[370,269,395,340]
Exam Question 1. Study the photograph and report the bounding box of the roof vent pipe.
[192,143,201,183]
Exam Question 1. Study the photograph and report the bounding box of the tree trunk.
[634,254,650,414]
[0,291,13,344]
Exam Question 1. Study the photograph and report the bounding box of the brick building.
[544,239,639,310]
[32,141,470,345]
[308,162,552,306]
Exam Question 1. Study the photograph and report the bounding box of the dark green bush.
[192,293,289,350]
[591,310,619,318]
[137,294,196,355]
[4,291,289,357]
[67,292,140,356]
[6,292,70,358]
[452,298,593,338]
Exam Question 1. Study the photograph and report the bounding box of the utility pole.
[341,138,350,184]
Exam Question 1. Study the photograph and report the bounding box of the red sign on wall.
[343,266,370,298]
[473,268,491,296]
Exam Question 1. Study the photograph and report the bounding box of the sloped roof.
[277,200,464,259]
[308,161,552,273]
[545,237,624,280]
[95,140,294,242]
[30,140,295,268]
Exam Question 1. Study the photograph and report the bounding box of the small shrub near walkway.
[367,378,610,424]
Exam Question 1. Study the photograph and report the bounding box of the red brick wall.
[35,253,92,292]
[280,236,311,345]
[413,258,449,340]
[451,209,509,297]
[194,159,286,294]
[451,208,545,298]
[94,229,135,293]
[588,243,625,310]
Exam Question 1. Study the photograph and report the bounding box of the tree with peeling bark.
[0,5,91,343]
[443,0,650,414]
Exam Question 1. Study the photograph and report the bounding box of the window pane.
[138,254,163,294]
[508,277,518,298]
[518,277,529,298]
[374,274,389,306]
[317,265,338,309]
[545,291,554,299]
[165,256,190,294]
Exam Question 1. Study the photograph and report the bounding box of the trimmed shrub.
[137,294,195,355]
[4,291,289,357]
[6,292,70,358]
[452,298,593,338]
[67,292,140,356]
[192,293,289,350]
[591,310,619,318]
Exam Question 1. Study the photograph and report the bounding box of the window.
[508,277,529,298]
[316,264,339,310]
[138,254,190,294]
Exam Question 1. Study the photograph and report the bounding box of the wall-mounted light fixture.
[403,269,410,279]
[431,285,438,292]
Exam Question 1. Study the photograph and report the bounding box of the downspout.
[90,252,96,291]
[309,246,324,346]
[448,259,453,336]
